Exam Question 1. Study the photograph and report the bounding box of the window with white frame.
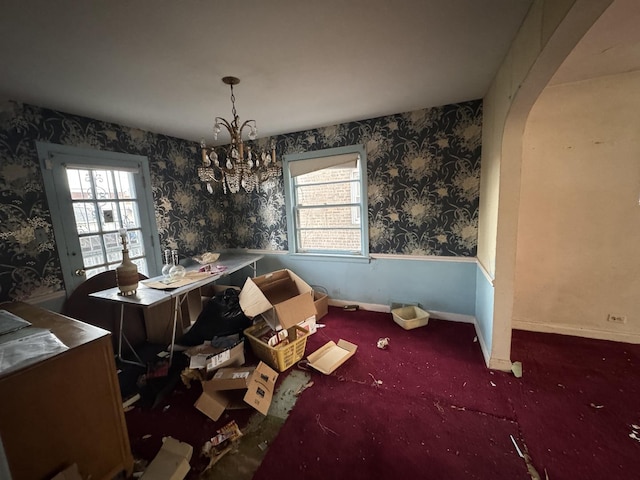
[284,145,368,258]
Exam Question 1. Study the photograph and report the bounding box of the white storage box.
[391,306,430,330]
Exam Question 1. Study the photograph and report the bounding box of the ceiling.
[0,0,533,144]
[2,1,637,146]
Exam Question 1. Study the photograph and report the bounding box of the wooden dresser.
[0,302,133,480]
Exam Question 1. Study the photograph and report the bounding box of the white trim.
[328,299,389,313]
[477,260,494,285]
[370,253,476,263]
[472,317,492,368]
[513,319,640,345]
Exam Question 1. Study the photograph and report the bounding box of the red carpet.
[124,307,640,479]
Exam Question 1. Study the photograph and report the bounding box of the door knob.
[75,269,86,276]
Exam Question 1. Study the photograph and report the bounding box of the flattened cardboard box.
[141,436,193,480]
[239,269,316,330]
[307,339,358,375]
[195,361,278,421]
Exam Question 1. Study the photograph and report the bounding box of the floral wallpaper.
[0,99,481,303]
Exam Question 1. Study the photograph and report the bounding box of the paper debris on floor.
[201,420,243,471]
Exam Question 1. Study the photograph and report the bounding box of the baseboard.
[328,299,389,313]
[513,319,640,345]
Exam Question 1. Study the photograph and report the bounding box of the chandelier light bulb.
[226,159,233,169]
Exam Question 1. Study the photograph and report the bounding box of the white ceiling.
[0,0,533,144]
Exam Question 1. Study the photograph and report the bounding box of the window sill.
[287,252,371,264]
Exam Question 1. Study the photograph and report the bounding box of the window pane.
[297,206,361,228]
[296,182,357,207]
[298,229,361,252]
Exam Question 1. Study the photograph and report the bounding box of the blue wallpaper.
[0,99,481,302]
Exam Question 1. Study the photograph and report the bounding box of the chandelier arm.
[238,119,257,133]
[214,117,236,137]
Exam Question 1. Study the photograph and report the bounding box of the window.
[283,145,368,259]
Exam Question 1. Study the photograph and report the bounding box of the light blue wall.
[474,267,494,353]
[230,252,477,316]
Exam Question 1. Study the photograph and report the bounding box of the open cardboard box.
[239,269,317,330]
[195,362,278,421]
[307,339,358,375]
[314,291,329,320]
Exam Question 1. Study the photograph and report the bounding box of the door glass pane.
[120,201,141,229]
[80,235,105,267]
[72,202,99,234]
[114,170,137,199]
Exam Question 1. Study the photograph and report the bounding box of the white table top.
[89,252,263,308]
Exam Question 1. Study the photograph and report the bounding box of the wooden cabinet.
[0,302,133,480]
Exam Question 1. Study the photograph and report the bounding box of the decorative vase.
[116,229,138,296]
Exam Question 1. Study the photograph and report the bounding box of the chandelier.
[198,76,279,194]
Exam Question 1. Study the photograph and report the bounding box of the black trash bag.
[175,288,251,347]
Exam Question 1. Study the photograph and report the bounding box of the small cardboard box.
[184,340,245,373]
[239,269,317,330]
[307,339,358,375]
[313,291,329,320]
[141,436,193,480]
[195,362,278,421]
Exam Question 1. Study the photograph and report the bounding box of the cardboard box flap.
[207,366,255,391]
[273,293,316,329]
[239,277,273,318]
[307,339,358,375]
[194,388,230,422]
[141,436,193,480]
[243,361,278,416]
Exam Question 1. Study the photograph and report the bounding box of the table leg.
[116,303,145,367]
[169,296,179,366]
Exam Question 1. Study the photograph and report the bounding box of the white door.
[38,143,161,294]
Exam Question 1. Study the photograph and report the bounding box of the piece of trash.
[369,373,383,387]
[201,421,243,471]
[377,337,390,349]
[343,304,359,311]
[490,381,497,387]
[473,336,478,343]
[511,361,523,378]
[316,414,339,436]
[142,434,152,440]
[590,403,604,409]
[258,441,268,451]
[157,350,170,358]
[316,323,326,329]
[510,435,524,458]
[163,405,171,412]
[630,432,640,443]
[558,384,565,389]
[295,380,314,396]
